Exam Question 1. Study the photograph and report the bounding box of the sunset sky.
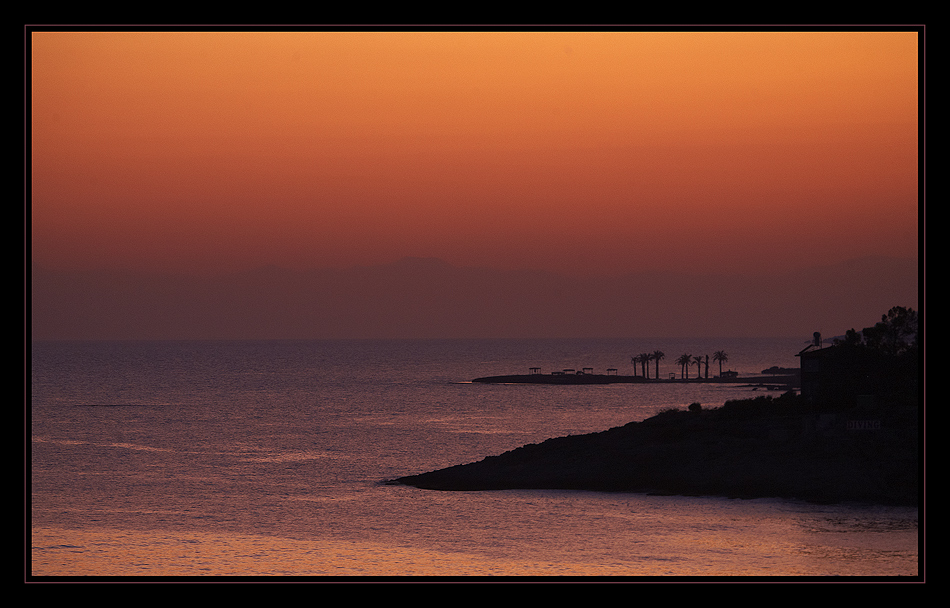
[30,28,919,278]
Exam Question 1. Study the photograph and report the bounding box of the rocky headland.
[391,394,919,506]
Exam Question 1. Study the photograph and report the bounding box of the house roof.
[796,344,836,357]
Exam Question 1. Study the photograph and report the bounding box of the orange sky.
[30,29,920,276]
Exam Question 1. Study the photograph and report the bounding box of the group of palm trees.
[631,350,730,380]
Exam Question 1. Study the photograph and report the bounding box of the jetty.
[472,372,644,385]
[472,368,799,390]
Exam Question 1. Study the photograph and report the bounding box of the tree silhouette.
[676,353,692,379]
[828,306,919,405]
[639,352,651,379]
[713,350,728,377]
[814,306,920,408]
[693,355,704,380]
[860,306,919,357]
[631,354,640,377]
[652,350,665,380]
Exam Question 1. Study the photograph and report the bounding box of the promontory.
[390,393,918,506]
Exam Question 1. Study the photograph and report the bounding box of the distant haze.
[31,255,918,341]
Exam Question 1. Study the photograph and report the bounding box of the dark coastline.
[391,394,919,507]
[471,372,799,389]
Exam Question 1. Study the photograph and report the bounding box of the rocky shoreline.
[390,394,919,506]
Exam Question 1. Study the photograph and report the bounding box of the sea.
[29,337,920,579]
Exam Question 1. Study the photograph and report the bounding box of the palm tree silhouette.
[693,355,704,380]
[639,352,651,379]
[713,350,728,377]
[676,353,692,379]
[652,350,665,380]
[631,355,640,377]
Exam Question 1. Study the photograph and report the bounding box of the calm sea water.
[30,338,919,578]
